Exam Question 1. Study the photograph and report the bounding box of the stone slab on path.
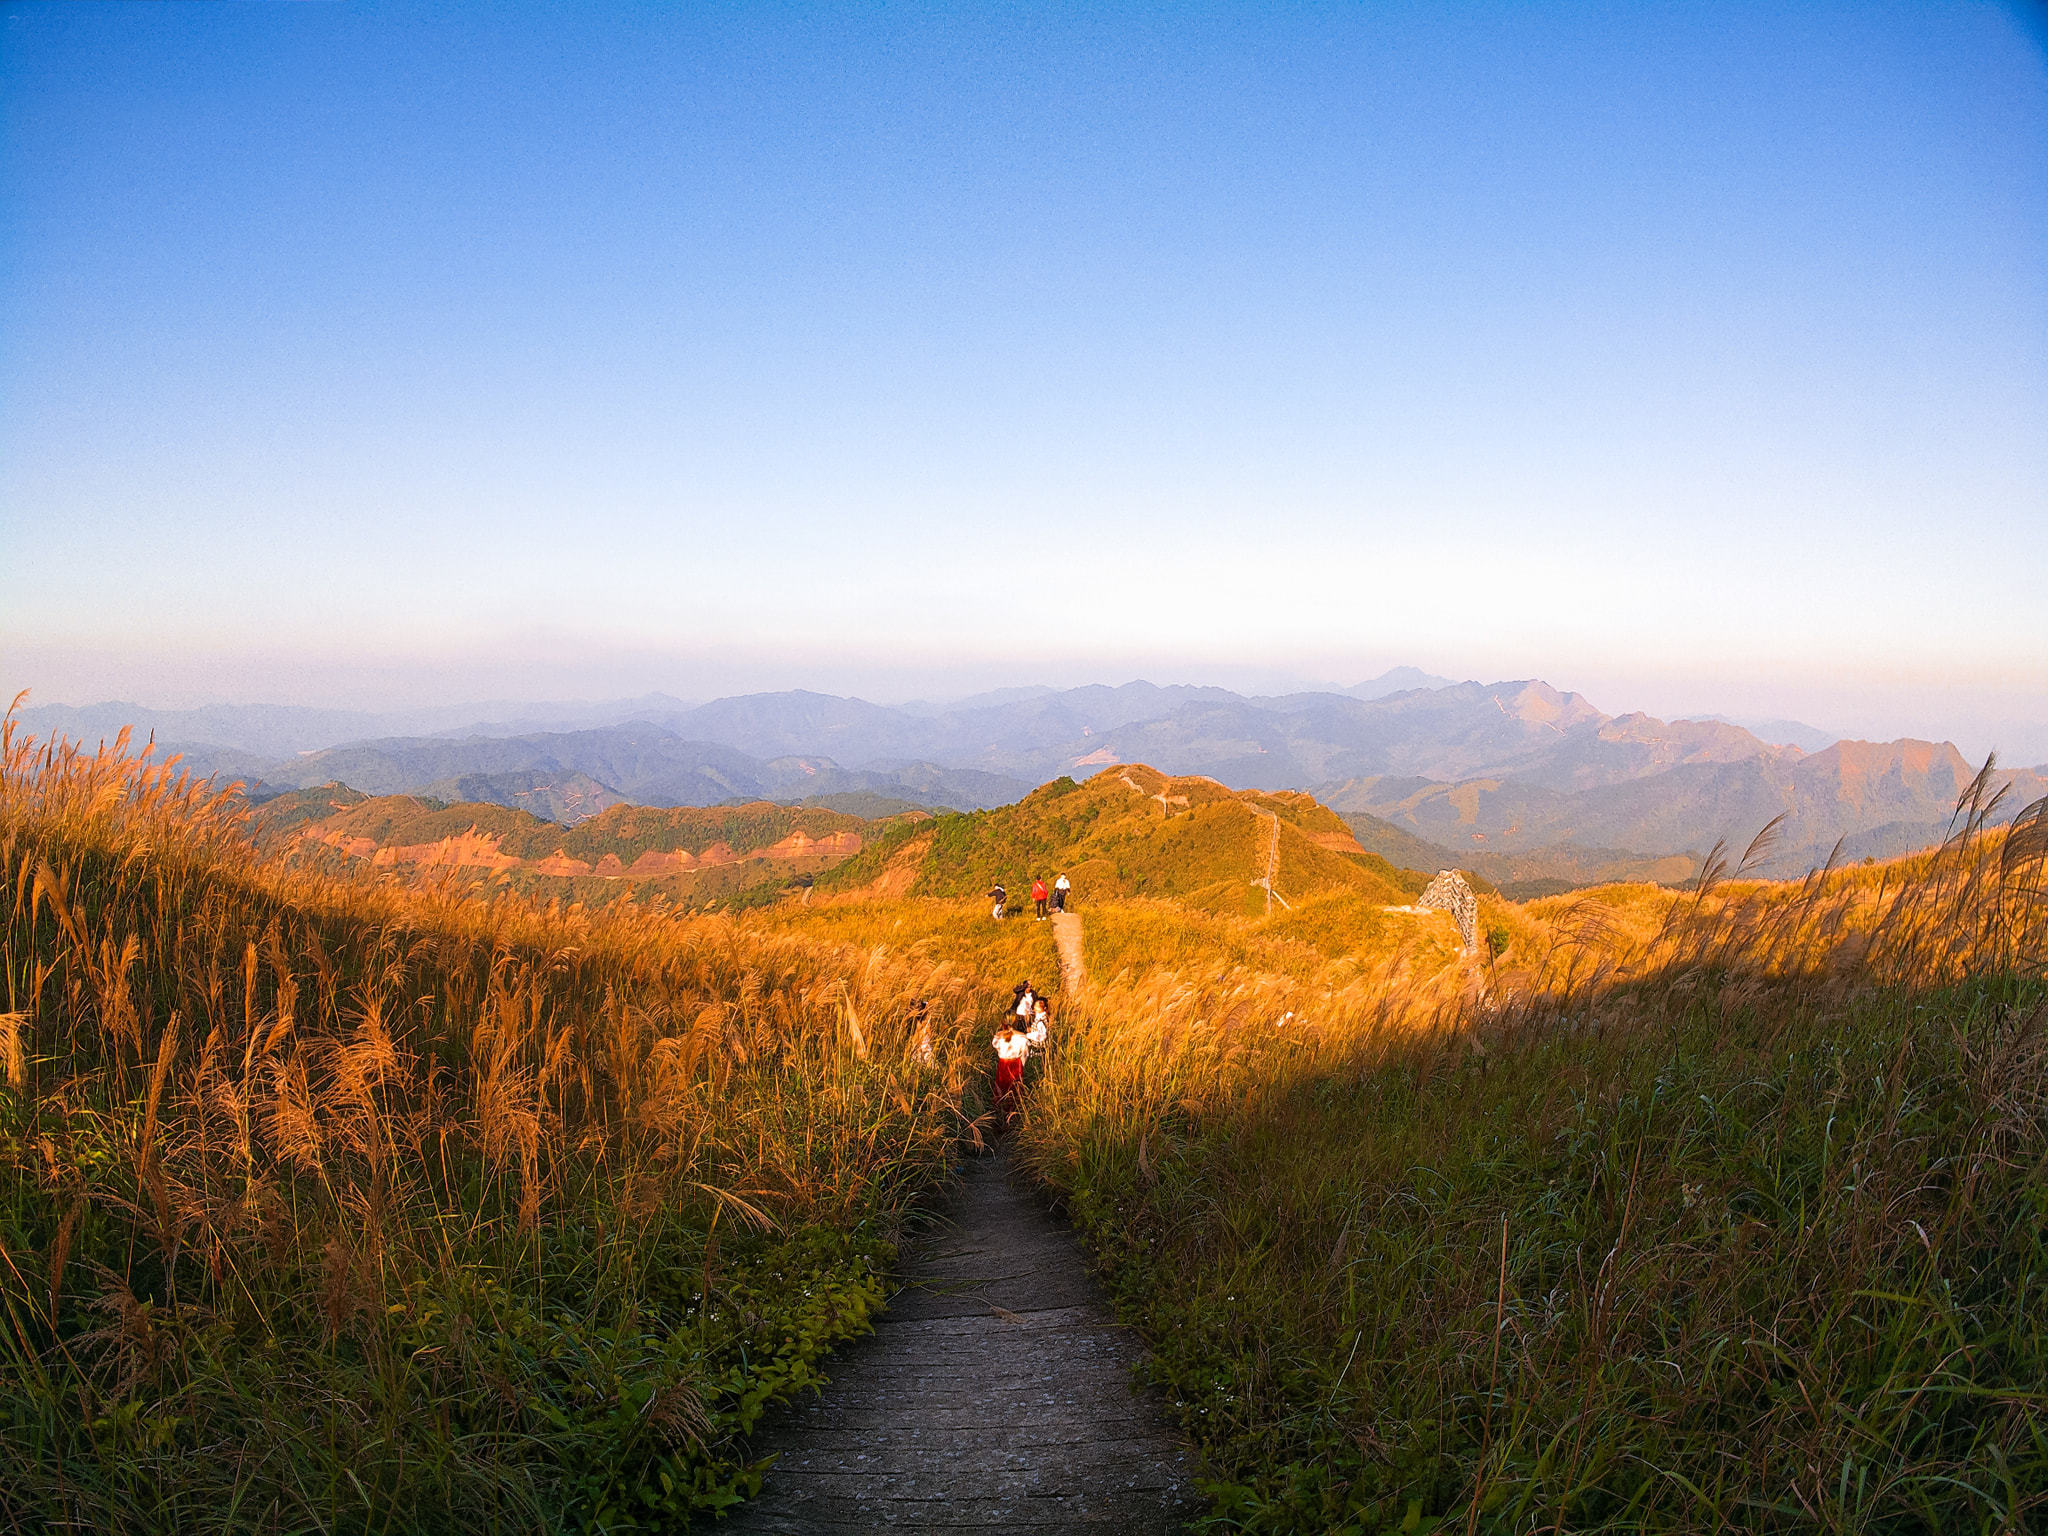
[721,1150,1198,1534]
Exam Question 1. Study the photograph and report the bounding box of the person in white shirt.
[1027,998,1049,1050]
[1053,872,1071,912]
[991,1021,1032,1132]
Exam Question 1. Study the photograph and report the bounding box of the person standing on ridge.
[1032,876,1050,920]
[1053,872,1071,912]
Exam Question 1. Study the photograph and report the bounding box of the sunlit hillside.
[821,762,1432,918]
[0,721,1023,1531]
[255,784,899,905]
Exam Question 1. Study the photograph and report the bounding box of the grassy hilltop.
[821,762,1432,916]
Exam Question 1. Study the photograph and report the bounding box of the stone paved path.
[1050,910,1086,996]
[722,1151,1198,1533]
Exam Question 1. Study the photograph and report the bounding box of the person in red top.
[1031,876,1050,920]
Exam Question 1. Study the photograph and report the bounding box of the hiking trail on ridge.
[724,1148,1195,1533]
[1050,909,1086,996]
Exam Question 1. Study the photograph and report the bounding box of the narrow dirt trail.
[724,1150,1197,1534]
[1050,909,1086,996]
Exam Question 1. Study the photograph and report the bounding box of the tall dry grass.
[1020,769,2048,1533]
[0,709,1006,1532]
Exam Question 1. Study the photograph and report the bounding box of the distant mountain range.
[19,669,2044,889]
[1326,732,2048,891]
[219,725,1030,815]
[8,693,708,760]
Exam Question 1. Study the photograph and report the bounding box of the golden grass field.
[0,714,1038,1530]
[5,704,2046,1532]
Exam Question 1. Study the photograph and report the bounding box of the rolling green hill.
[258,769,1454,920]
[817,763,1428,917]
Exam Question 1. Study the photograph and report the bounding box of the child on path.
[1028,997,1050,1049]
[1053,872,1071,912]
[1032,877,1050,920]
[991,1019,1032,1133]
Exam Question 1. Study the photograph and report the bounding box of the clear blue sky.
[3,2,2044,757]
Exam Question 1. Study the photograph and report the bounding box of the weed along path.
[1050,908,1086,995]
[724,1149,1197,1533]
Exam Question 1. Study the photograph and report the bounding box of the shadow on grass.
[1024,776,2048,1533]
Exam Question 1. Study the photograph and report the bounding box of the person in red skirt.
[991,1017,1033,1134]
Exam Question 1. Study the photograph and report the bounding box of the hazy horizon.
[11,656,2048,769]
[5,3,2044,763]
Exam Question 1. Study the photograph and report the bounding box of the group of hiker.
[991,978,1051,1133]
[913,881,1073,1135]
[987,871,1070,921]
[905,977,1057,1136]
